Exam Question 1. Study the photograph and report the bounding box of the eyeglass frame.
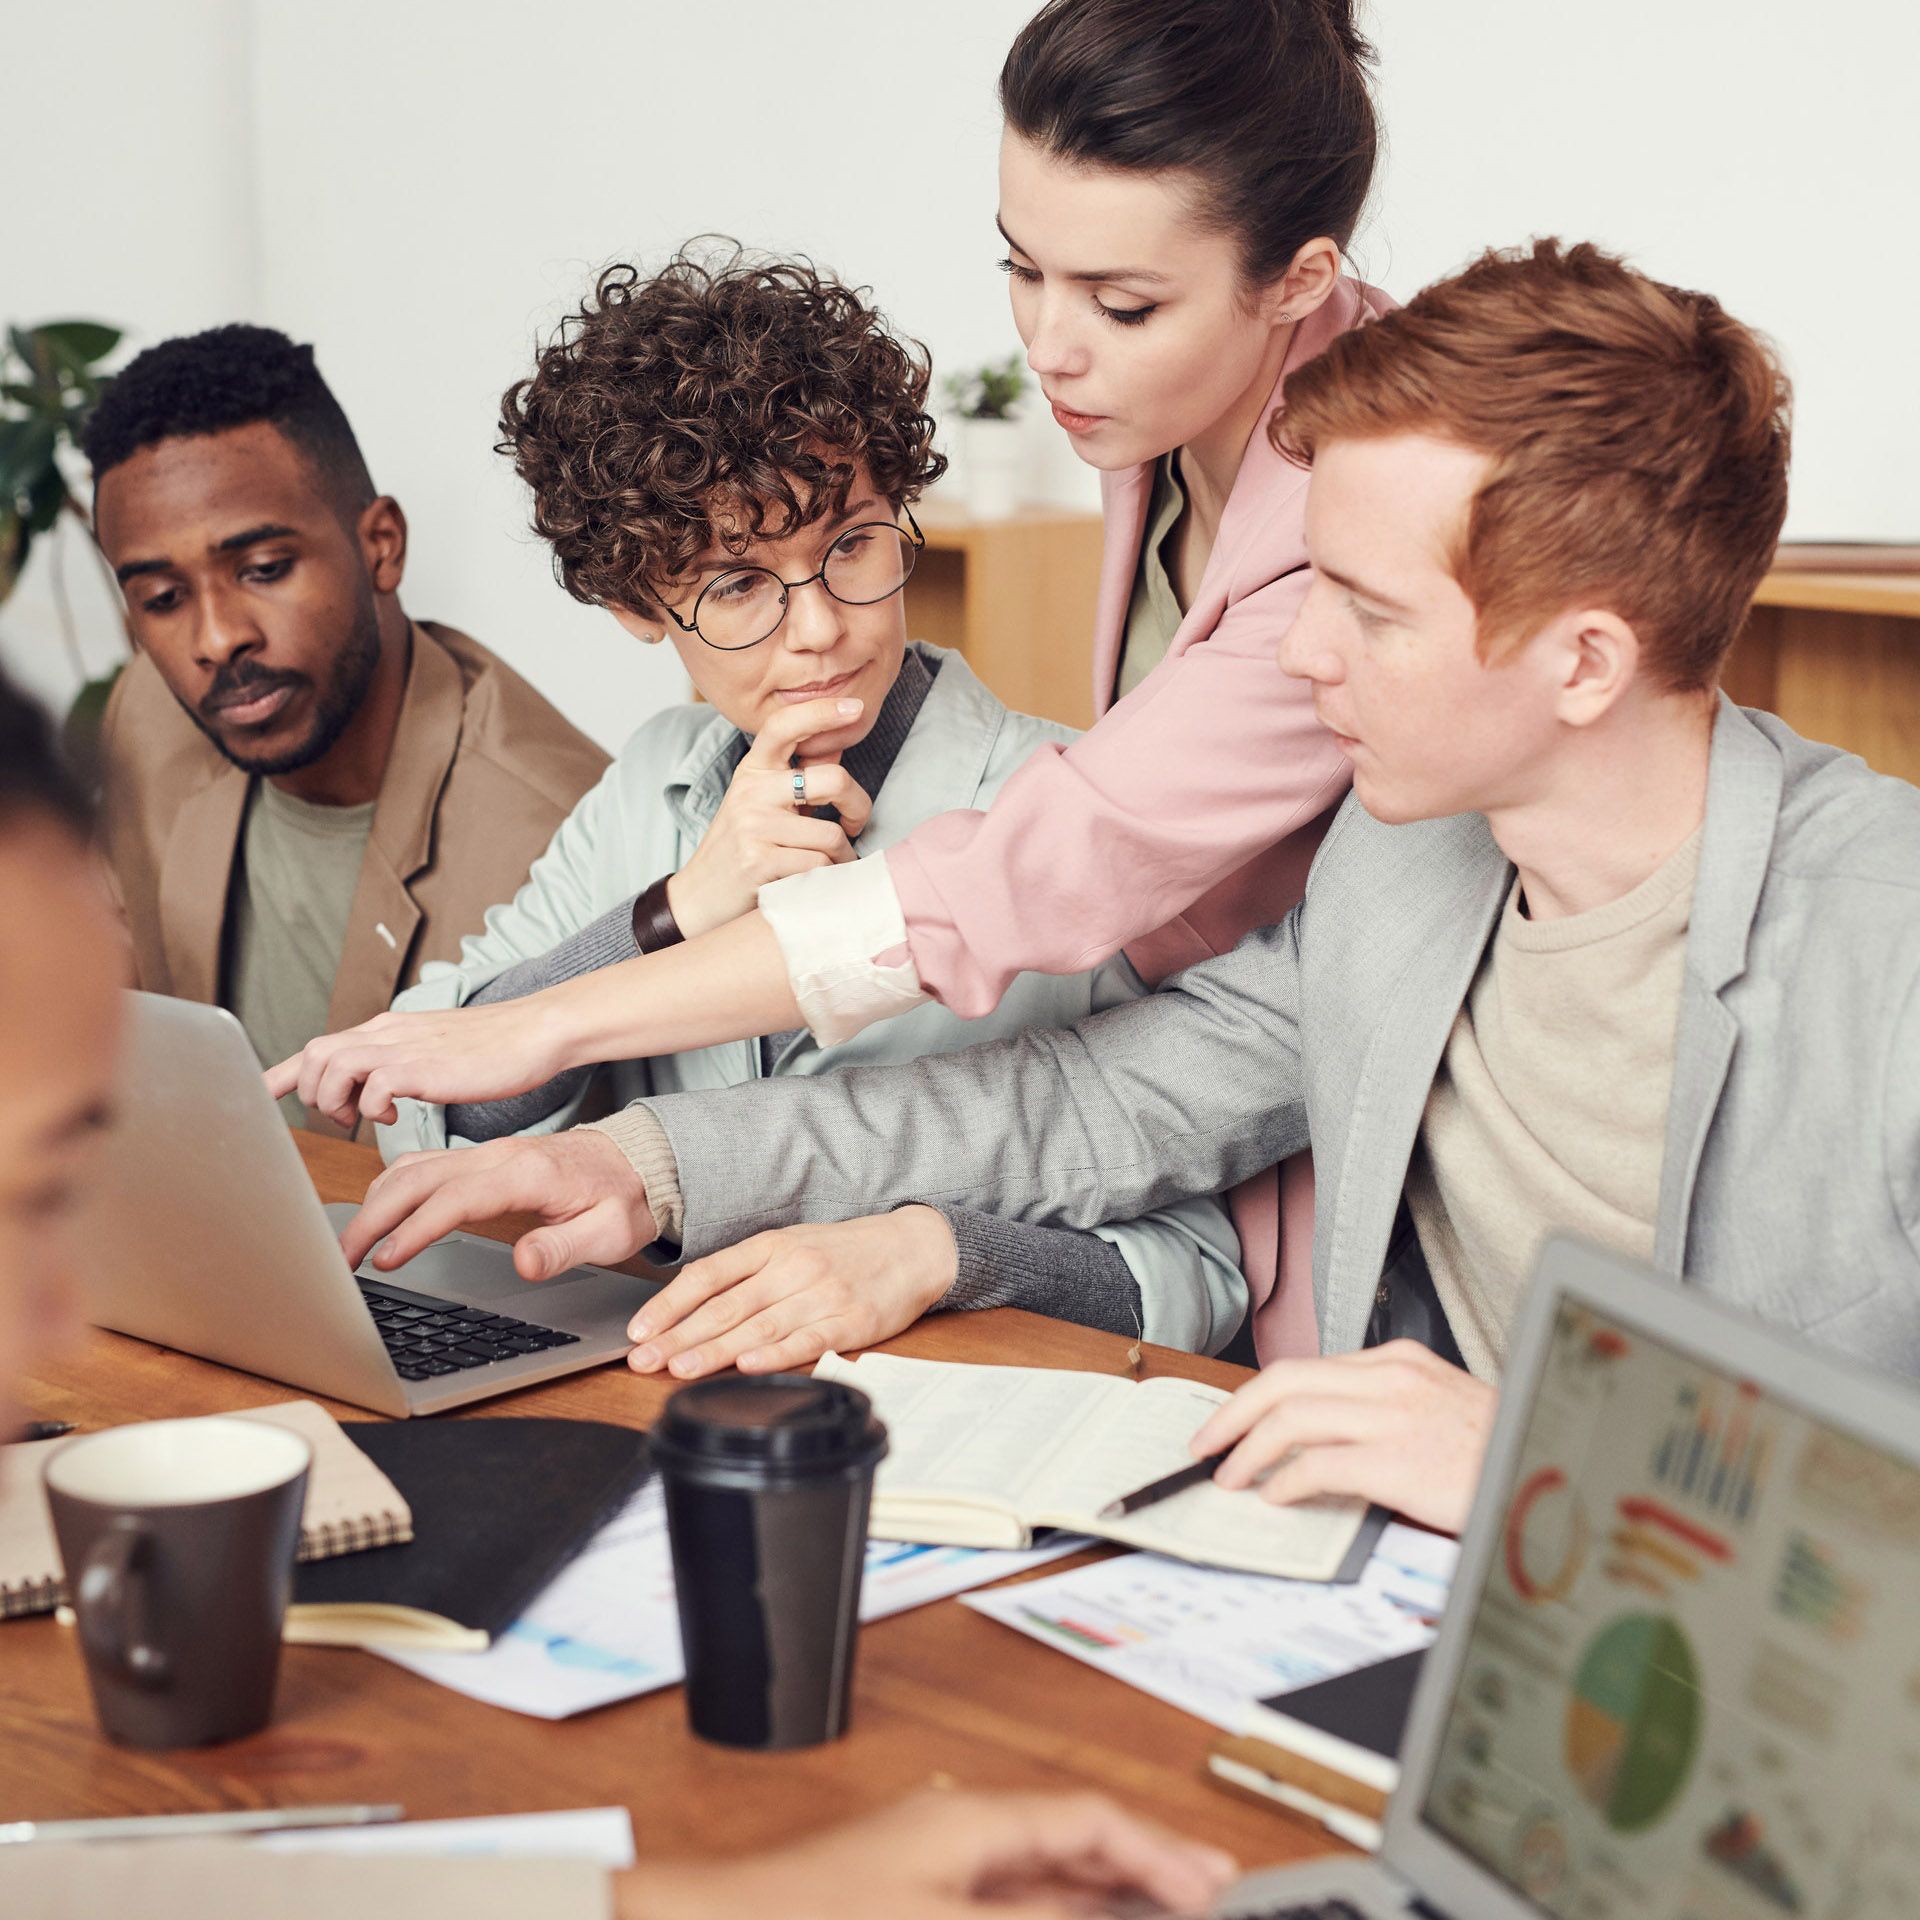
[660,506,927,652]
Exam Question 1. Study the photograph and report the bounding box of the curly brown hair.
[499,243,948,618]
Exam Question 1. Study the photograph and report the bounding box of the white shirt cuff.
[758,855,931,1048]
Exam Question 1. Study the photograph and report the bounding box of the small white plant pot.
[962,416,1027,519]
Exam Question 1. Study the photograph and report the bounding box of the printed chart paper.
[962,1523,1455,1731]
[382,1480,1085,1719]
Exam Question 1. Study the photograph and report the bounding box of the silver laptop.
[1213,1234,1920,1919]
[78,992,659,1417]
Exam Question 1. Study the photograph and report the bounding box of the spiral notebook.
[0,1400,412,1618]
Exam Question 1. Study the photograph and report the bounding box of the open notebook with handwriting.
[813,1352,1382,1582]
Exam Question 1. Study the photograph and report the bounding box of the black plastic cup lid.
[652,1374,887,1476]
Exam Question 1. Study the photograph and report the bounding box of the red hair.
[1275,239,1792,691]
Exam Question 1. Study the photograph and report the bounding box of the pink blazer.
[887,276,1393,1357]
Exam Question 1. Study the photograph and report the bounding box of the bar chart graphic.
[1650,1378,1774,1523]
[1772,1532,1867,1643]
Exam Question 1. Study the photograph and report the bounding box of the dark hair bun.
[1002,0,1378,284]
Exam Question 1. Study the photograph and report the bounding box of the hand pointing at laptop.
[340,1125,1496,1537]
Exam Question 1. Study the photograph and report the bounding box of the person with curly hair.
[88,324,609,1137]
[373,246,1247,1362]
[273,0,1389,1359]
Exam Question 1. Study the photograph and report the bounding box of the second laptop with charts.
[77,993,658,1417]
[1209,1235,1920,1919]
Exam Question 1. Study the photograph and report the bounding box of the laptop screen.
[1420,1295,1920,1917]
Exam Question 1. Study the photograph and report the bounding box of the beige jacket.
[97,620,609,1138]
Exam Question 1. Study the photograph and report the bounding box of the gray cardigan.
[380,644,1246,1354]
[636,700,1920,1377]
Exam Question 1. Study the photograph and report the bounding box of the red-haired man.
[335,241,1920,1532]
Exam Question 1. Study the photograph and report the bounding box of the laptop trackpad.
[323,1205,650,1327]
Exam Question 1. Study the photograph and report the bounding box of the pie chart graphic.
[1564,1614,1701,1832]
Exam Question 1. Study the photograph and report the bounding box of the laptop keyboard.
[358,1278,581,1382]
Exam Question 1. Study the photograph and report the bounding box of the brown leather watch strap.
[631,873,686,953]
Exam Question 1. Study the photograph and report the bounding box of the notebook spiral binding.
[295,1511,414,1563]
[2,1512,413,1616]
[1,1573,66,1620]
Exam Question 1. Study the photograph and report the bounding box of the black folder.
[289,1417,650,1651]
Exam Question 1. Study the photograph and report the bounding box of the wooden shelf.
[900,505,1920,784]
[906,500,1105,729]
[1726,574,1920,786]
[1752,570,1920,621]
[916,502,1104,550]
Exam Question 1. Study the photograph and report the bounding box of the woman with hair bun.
[279,0,1390,1364]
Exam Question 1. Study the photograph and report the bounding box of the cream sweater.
[1406,828,1702,1377]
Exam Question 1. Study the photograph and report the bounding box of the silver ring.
[791,768,808,809]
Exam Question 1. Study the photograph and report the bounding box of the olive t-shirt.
[225,779,377,1125]
[1405,826,1703,1379]
[1112,451,1189,704]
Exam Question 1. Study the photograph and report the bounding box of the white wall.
[1362,0,1920,542]
[244,0,1086,750]
[0,0,260,717]
[5,0,1913,739]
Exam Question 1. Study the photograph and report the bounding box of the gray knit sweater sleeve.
[928,1205,1144,1338]
[443,898,642,1141]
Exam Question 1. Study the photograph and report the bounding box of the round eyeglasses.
[663,508,925,652]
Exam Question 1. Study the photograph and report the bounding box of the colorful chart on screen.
[1564,1613,1701,1832]
[1505,1466,1586,1603]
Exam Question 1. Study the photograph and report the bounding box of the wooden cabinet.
[904,501,1920,792]
[906,503,1106,730]
[1722,572,1920,787]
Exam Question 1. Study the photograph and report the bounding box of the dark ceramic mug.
[45,1417,311,1749]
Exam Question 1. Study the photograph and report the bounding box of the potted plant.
[942,352,1030,519]
[1,320,130,765]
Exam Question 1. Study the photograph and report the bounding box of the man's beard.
[188,582,384,779]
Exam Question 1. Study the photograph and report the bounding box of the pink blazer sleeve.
[886,565,1349,1017]
[755,279,1388,1043]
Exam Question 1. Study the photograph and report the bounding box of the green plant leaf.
[35,321,122,369]
[0,417,57,493]
[25,461,68,533]
[0,505,23,603]
[64,664,126,785]
[7,326,54,388]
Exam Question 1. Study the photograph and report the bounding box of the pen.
[2,1420,75,1445]
[0,1804,404,1846]
[1098,1449,1229,1520]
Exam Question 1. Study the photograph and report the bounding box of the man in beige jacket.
[88,325,607,1135]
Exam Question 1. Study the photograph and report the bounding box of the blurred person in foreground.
[372,246,1245,1360]
[0,674,1234,1917]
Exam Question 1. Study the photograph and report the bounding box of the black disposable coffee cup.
[652,1374,887,1750]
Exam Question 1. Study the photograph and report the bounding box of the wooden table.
[3,1133,1336,1872]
